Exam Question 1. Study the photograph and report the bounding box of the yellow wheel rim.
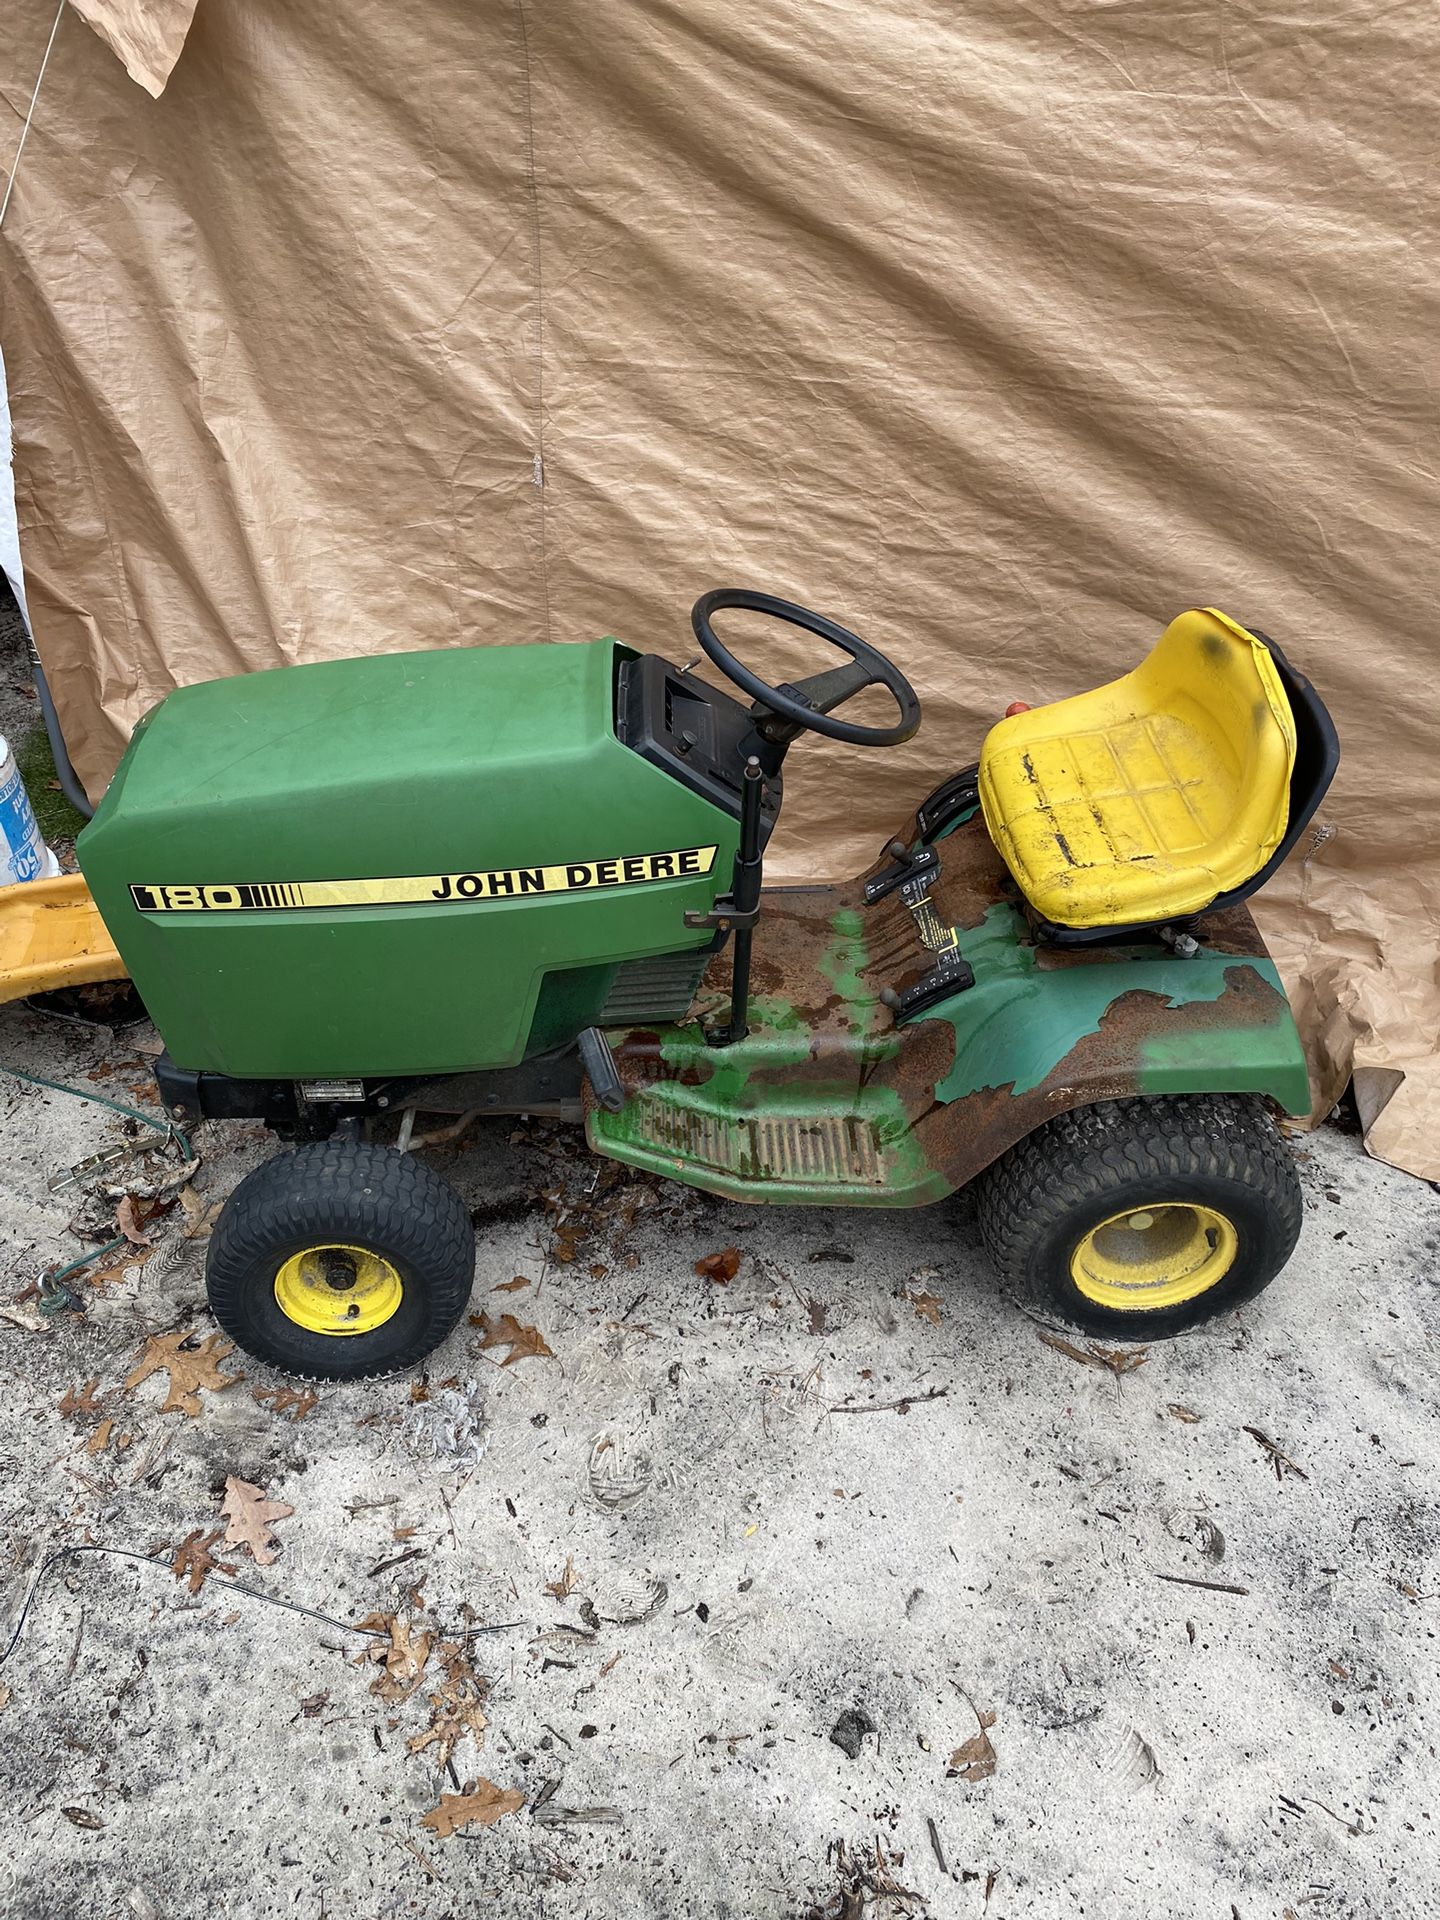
[273,1243,403,1336]
[1070,1203,1237,1311]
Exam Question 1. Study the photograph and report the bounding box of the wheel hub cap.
[1070,1203,1237,1310]
[274,1243,403,1335]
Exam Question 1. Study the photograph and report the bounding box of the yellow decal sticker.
[130,846,718,914]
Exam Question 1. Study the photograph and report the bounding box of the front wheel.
[206,1141,476,1380]
[977,1094,1302,1338]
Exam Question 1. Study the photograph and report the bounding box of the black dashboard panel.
[615,653,782,835]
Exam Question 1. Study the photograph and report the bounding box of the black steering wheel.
[691,589,922,748]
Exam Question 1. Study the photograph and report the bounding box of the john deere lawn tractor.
[12,589,1337,1378]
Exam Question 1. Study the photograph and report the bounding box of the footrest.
[588,1081,896,1203]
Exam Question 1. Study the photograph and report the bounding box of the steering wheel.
[690,589,922,748]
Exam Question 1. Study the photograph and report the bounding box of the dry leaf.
[406,1639,488,1768]
[87,1248,153,1287]
[299,1690,330,1718]
[0,1682,11,1709]
[1167,1404,1202,1423]
[252,1383,319,1421]
[419,1776,523,1839]
[85,1418,115,1456]
[910,1290,942,1327]
[61,1806,105,1830]
[469,1312,555,1367]
[177,1183,224,1239]
[356,1612,434,1701]
[492,1275,531,1293]
[221,1476,295,1567]
[171,1527,237,1595]
[694,1247,741,1284]
[58,1380,101,1419]
[949,1709,998,1782]
[115,1195,152,1246]
[544,1554,576,1598]
[1037,1328,1148,1375]
[124,1331,243,1415]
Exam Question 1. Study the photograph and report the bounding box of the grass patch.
[14,718,88,846]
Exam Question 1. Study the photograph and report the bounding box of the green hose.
[1,1064,192,1158]
[1,1066,195,1310]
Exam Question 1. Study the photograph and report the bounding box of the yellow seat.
[978,609,1296,931]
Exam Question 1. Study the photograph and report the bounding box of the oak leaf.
[252,1383,319,1421]
[88,1248,152,1286]
[910,1290,942,1326]
[419,1776,523,1839]
[694,1246,740,1284]
[470,1311,555,1366]
[406,1637,489,1767]
[58,1379,101,1418]
[124,1330,243,1415]
[221,1476,295,1567]
[356,1612,434,1701]
[171,1526,237,1594]
[492,1275,530,1293]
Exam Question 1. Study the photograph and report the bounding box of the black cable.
[0,1540,524,1669]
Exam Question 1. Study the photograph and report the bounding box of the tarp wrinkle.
[67,0,199,99]
[0,0,1436,1179]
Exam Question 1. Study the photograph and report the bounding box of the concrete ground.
[0,984,1435,1920]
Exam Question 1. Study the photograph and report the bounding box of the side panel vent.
[599,949,711,1025]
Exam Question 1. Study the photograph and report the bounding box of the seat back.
[1225,627,1341,890]
[1130,607,1296,876]
[1034,614,1339,946]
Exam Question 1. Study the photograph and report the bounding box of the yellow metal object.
[978,609,1296,928]
[273,1243,404,1336]
[1070,1202,1238,1310]
[0,872,127,1005]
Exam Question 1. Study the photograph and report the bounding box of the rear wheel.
[977,1094,1302,1338]
[206,1141,475,1380]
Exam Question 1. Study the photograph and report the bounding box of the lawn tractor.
[5,590,1337,1379]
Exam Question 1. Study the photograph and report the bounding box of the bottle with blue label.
[0,735,59,886]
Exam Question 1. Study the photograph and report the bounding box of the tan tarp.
[2,0,1437,1176]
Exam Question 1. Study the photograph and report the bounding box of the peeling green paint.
[1137,1019,1311,1109]
[591,869,1311,1210]
[819,905,872,1010]
[931,902,1309,1112]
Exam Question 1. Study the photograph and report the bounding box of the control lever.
[684,757,766,1045]
[864,840,939,905]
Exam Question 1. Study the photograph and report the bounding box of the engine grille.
[598,949,712,1025]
